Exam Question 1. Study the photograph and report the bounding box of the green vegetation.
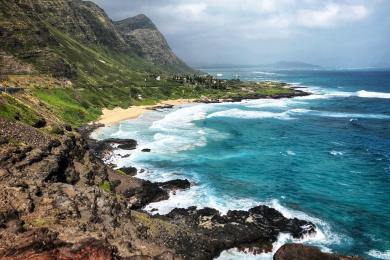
[101,181,112,193]
[116,169,127,176]
[29,217,54,228]
[33,88,101,126]
[0,93,41,126]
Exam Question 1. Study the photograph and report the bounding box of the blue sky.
[92,0,390,68]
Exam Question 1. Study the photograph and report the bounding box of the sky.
[91,0,390,68]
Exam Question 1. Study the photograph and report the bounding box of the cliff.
[115,14,192,71]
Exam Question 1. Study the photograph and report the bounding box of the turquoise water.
[93,69,390,259]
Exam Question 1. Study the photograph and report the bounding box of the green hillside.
[0,0,304,129]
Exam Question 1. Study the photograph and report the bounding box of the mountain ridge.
[114,14,192,69]
[0,0,193,78]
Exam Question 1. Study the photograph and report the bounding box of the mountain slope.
[0,0,193,80]
[115,14,192,72]
[0,0,197,126]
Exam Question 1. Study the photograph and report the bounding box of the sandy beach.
[98,99,194,125]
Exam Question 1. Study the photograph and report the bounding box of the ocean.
[92,68,390,259]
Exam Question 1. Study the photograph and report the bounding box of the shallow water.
[93,69,390,259]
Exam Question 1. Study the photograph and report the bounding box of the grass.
[0,93,41,126]
[29,217,54,228]
[33,88,100,126]
[116,169,127,176]
[101,181,112,193]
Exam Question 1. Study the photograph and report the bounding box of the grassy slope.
[0,5,299,129]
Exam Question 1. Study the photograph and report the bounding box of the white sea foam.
[295,89,390,101]
[207,109,293,120]
[288,108,390,119]
[357,90,390,99]
[287,150,296,156]
[217,233,294,260]
[289,82,302,86]
[243,98,304,109]
[252,71,278,76]
[367,249,390,260]
[295,91,353,100]
[133,104,212,155]
[151,104,207,132]
[144,184,260,215]
[330,150,344,156]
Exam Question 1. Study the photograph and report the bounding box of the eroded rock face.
[0,228,118,260]
[274,243,364,260]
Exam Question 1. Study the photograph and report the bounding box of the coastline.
[97,88,310,125]
[98,99,195,125]
[0,90,364,259]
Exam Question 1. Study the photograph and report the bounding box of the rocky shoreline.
[0,92,364,259]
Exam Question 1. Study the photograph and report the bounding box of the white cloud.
[150,0,371,38]
[174,3,208,20]
[297,3,369,28]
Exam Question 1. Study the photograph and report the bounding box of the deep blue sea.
[93,68,390,259]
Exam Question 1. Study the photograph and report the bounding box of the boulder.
[32,118,47,128]
[119,166,138,176]
[157,179,191,191]
[274,243,364,260]
[103,138,138,150]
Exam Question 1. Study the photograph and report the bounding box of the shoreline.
[97,89,310,125]
[97,98,195,125]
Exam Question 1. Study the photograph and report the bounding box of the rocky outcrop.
[119,167,138,176]
[0,228,118,260]
[274,244,364,260]
[146,206,316,259]
[103,138,138,150]
[156,179,191,191]
[0,51,35,76]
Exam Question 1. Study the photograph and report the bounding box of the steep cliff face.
[0,0,193,78]
[115,14,191,69]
